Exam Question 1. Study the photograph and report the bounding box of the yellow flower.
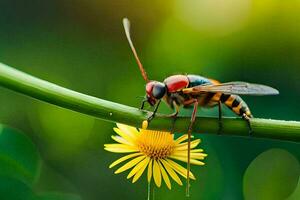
[104,123,207,189]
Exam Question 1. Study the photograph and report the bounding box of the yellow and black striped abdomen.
[208,92,252,117]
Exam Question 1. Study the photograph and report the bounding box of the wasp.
[122,18,279,194]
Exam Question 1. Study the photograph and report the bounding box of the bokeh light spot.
[243,148,300,200]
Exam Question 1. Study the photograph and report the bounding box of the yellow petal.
[172,151,207,158]
[191,149,204,153]
[147,159,153,183]
[104,148,137,153]
[115,156,145,174]
[111,135,132,145]
[165,159,195,180]
[175,154,207,160]
[174,139,201,151]
[104,144,138,153]
[132,157,150,183]
[113,128,136,143]
[109,153,143,168]
[116,124,139,138]
[193,156,206,160]
[127,157,150,179]
[161,159,182,186]
[168,155,205,165]
[175,135,188,144]
[158,161,171,190]
[153,160,162,187]
[176,139,201,147]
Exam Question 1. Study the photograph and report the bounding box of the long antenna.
[123,18,149,82]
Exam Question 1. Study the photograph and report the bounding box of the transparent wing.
[182,81,279,96]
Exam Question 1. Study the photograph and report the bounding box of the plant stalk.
[0,62,299,142]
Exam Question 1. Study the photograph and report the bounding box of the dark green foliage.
[0,126,40,186]
[0,126,81,200]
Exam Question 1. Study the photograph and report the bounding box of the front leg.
[147,100,161,123]
[140,99,147,110]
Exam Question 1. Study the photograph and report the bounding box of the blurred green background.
[0,0,300,199]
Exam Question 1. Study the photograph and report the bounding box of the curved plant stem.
[0,62,299,142]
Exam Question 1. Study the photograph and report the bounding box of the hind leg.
[186,98,199,197]
[218,101,223,135]
[242,113,253,136]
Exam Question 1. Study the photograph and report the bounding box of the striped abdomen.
[209,93,252,117]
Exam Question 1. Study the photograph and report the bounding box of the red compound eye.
[145,81,156,96]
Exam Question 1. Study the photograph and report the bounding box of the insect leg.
[170,101,180,134]
[218,101,223,135]
[186,98,199,197]
[140,99,147,110]
[242,113,253,136]
[147,100,161,123]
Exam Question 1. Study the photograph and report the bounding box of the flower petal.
[116,124,139,138]
[191,149,204,153]
[114,156,145,174]
[111,135,133,146]
[175,135,188,144]
[172,151,207,158]
[153,160,162,187]
[127,157,150,179]
[174,139,201,151]
[113,128,136,143]
[158,161,171,189]
[178,155,206,160]
[147,159,153,183]
[161,159,182,186]
[109,152,143,168]
[132,157,150,183]
[104,144,138,153]
[165,159,195,180]
[169,155,205,165]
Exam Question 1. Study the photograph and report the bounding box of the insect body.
[122,18,279,196]
[146,74,253,119]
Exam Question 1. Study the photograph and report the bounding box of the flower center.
[136,129,175,159]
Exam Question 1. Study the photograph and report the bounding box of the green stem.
[0,62,299,142]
